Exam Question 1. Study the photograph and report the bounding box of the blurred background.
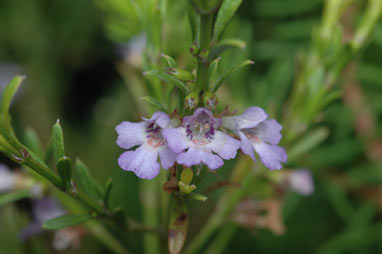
[0,0,381,253]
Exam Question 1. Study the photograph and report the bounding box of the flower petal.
[116,121,146,149]
[206,131,240,160]
[254,142,287,170]
[239,132,256,161]
[236,106,268,129]
[177,147,223,170]
[162,128,191,153]
[159,146,177,169]
[183,108,222,129]
[256,119,282,145]
[289,169,314,196]
[118,146,160,179]
[151,112,171,128]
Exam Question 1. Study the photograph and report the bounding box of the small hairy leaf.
[161,54,177,68]
[143,70,189,92]
[0,189,31,207]
[209,38,246,60]
[212,0,243,43]
[43,214,93,230]
[51,120,65,162]
[212,59,254,92]
[57,157,72,190]
[140,96,168,112]
[75,159,103,199]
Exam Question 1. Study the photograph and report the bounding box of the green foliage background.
[0,0,381,253]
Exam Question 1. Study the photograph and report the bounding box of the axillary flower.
[162,108,240,170]
[116,112,177,179]
[222,107,287,170]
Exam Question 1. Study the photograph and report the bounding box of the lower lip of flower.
[187,121,214,146]
[243,130,261,143]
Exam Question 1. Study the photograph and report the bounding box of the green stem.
[141,179,160,254]
[184,158,253,253]
[205,224,236,254]
[23,151,64,190]
[195,14,213,92]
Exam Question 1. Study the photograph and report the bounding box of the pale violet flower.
[0,164,17,193]
[162,108,240,170]
[289,169,314,196]
[20,197,66,241]
[116,112,177,179]
[222,106,287,170]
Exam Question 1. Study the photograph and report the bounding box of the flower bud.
[203,91,218,109]
[199,49,209,60]
[189,45,199,55]
[166,68,194,82]
[184,92,199,110]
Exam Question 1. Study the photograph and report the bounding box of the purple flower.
[162,108,240,170]
[0,164,17,193]
[20,197,66,241]
[222,106,287,170]
[116,112,177,179]
[288,169,314,196]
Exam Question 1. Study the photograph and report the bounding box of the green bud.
[203,91,218,109]
[178,181,196,194]
[180,168,193,185]
[51,119,65,162]
[189,45,199,55]
[166,68,195,82]
[184,92,199,110]
[199,49,209,60]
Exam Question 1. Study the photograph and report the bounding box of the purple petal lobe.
[118,146,160,179]
[206,131,240,160]
[256,119,282,145]
[116,121,146,149]
[176,147,224,170]
[236,106,268,129]
[239,132,256,161]
[162,128,191,153]
[254,142,287,170]
[34,197,65,223]
[151,112,171,128]
[20,222,44,241]
[183,108,222,129]
[159,146,177,169]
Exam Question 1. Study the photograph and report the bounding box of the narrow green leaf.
[212,59,254,92]
[75,159,103,199]
[43,214,93,230]
[0,76,25,116]
[103,178,113,209]
[0,189,32,207]
[161,54,177,68]
[140,96,168,113]
[288,128,329,161]
[24,128,43,158]
[143,70,189,92]
[185,0,198,43]
[51,120,65,162]
[209,38,246,60]
[168,200,188,254]
[190,193,208,202]
[57,157,72,190]
[208,57,221,86]
[0,76,25,146]
[212,0,243,43]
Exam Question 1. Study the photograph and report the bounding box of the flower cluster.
[116,107,287,179]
